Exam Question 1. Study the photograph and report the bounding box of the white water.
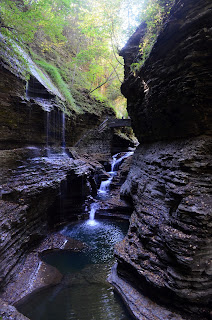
[111,151,134,172]
[62,112,66,153]
[44,109,67,158]
[60,239,68,249]
[87,202,99,226]
[86,151,134,224]
[98,151,134,199]
[98,176,113,197]
[46,111,50,157]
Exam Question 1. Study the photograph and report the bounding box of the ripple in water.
[17,220,133,320]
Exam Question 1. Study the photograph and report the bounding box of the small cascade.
[28,261,42,292]
[111,151,134,172]
[98,151,134,199]
[44,108,67,158]
[98,176,113,197]
[87,202,99,226]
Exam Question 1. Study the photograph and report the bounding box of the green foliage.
[130,0,174,70]
[0,0,69,45]
[0,0,173,117]
[34,59,79,112]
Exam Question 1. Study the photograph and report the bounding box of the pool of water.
[17,219,133,320]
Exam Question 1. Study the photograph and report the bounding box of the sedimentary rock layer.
[115,0,212,318]
[121,0,212,143]
[118,137,212,318]
[0,149,98,295]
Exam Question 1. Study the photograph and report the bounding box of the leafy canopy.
[0,0,174,116]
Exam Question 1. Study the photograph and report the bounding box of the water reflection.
[17,220,133,320]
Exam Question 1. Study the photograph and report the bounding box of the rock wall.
[0,37,114,305]
[114,0,212,319]
[121,0,212,143]
[0,148,98,293]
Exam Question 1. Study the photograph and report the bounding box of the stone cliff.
[0,29,135,316]
[111,0,212,319]
[0,33,116,309]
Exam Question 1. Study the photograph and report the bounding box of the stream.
[17,152,134,320]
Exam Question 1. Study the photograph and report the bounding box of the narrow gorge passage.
[16,153,134,320]
[0,0,211,319]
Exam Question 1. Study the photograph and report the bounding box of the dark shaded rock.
[120,0,212,143]
[114,0,212,318]
[0,299,29,320]
[74,115,137,157]
[0,149,98,296]
[0,65,46,148]
[111,127,138,154]
[116,136,212,318]
[1,233,71,305]
[108,263,189,320]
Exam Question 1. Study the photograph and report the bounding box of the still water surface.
[17,219,133,320]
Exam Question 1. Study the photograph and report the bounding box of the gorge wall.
[0,36,116,303]
[112,0,212,319]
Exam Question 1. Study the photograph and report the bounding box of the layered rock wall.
[119,136,212,317]
[121,0,212,142]
[0,37,114,304]
[0,150,98,292]
[115,0,212,318]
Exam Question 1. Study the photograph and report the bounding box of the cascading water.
[44,108,67,158]
[46,111,50,157]
[16,151,134,320]
[87,202,99,226]
[62,112,66,154]
[86,151,134,223]
[97,151,133,199]
[111,151,134,172]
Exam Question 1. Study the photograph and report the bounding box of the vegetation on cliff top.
[0,0,174,116]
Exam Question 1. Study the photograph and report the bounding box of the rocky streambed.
[0,147,134,320]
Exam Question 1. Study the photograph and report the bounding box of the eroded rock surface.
[118,137,212,318]
[0,149,98,297]
[121,0,212,143]
[114,0,212,319]
[0,299,30,320]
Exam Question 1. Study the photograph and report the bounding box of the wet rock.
[0,299,29,320]
[0,149,99,298]
[116,136,212,318]
[108,263,189,320]
[114,0,212,317]
[1,232,86,305]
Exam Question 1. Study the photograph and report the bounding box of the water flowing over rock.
[0,151,98,294]
[112,0,212,319]
[0,36,117,310]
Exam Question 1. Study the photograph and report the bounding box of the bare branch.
[89,75,117,94]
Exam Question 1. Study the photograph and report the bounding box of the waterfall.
[98,151,134,199]
[44,109,67,158]
[98,176,113,197]
[46,111,50,157]
[62,112,66,154]
[28,261,42,292]
[87,202,99,226]
[111,151,134,172]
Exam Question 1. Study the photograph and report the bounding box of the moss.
[0,35,30,79]
[34,58,82,114]
[71,87,115,118]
